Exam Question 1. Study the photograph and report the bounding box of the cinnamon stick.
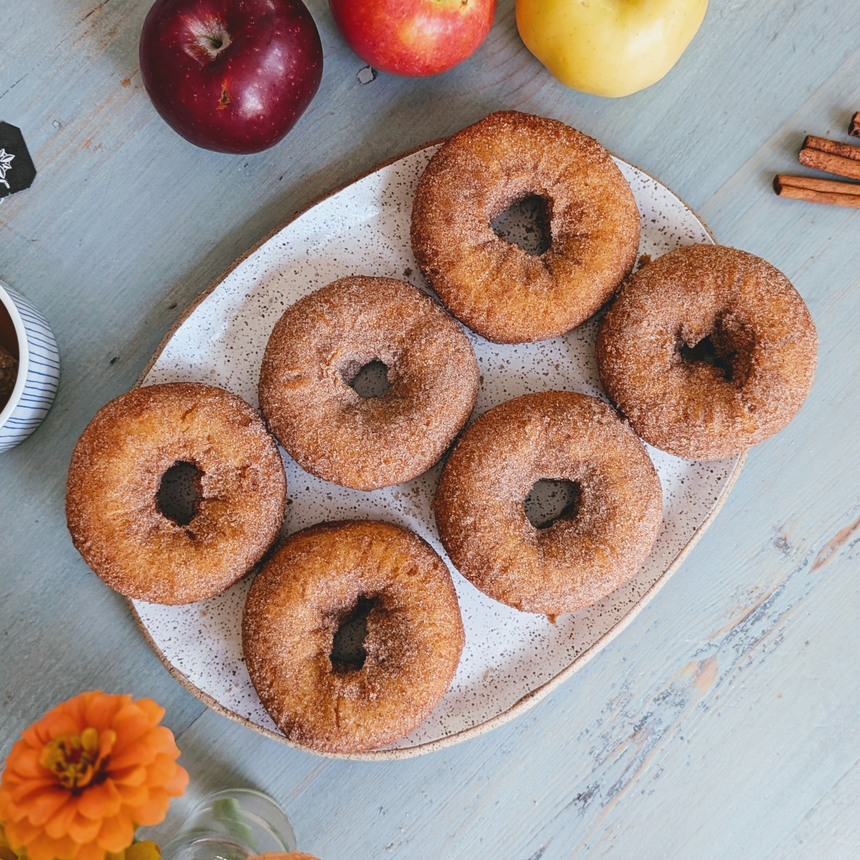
[798,147,860,180]
[773,174,860,208]
[803,134,860,162]
[850,112,860,138]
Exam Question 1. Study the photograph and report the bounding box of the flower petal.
[131,700,165,726]
[112,782,149,807]
[143,754,180,788]
[109,766,146,788]
[65,693,92,724]
[75,838,108,860]
[84,696,126,732]
[95,814,134,852]
[25,787,71,826]
[78,781,122,821]
[68,813,102,845]
[107,742,157,772]
[43,713,82,741]
[112,709,155,749]
[23,830,77,860]
[3,818,35,853]
[148,727,180,759]
[7,745,46,779]
[22,724,48,749]
[45,798,78,839]
[9,778,58,807]
[127,788,169,827]
[162,765,188,798]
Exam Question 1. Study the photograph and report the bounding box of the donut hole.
[524,479,582,530]
[679,335,730,373]
[330,596,375,673]
[678,316,756,387]
[156,460,202,526]
[490,194,553,257]
[342,358,391,399]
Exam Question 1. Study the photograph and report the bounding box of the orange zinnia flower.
[0,692,188,860]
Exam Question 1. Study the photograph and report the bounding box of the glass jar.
[161,789,297,860]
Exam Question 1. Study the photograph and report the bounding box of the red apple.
[329,0,496,77]
[139,0,323,154]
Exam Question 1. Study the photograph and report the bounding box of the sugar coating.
[259,276,480,490]
[411,110,641,344]
[434,391,663,616]
[66,383,287,604]
[596,244,818,459]
[242,520,465,754]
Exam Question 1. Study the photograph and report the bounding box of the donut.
[243,520,464,754]
[66,382,286,604]
[259,276,479,490]
[596,245,818,460]
[434,391,662,615]
[411,110,641,344]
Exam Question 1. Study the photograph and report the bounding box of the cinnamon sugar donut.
[66,382,286,604]
[242,520,464,754]
[434,391,662,615]
[259,276,479,490]
[411,110,641,343]
[596,245,818,460]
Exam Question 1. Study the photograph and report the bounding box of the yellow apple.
[516,0,709,98]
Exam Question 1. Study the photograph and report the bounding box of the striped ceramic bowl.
[0,279,59,452]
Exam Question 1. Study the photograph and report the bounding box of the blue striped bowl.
[0,280,59,452]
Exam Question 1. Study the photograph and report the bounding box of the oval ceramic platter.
[132,141,745,760]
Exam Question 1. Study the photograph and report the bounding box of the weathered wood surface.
[2,1,860,858]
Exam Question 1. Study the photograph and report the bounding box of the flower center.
[39,727,115,791]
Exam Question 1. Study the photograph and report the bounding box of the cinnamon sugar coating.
[259,276,479,490]
[243,520,464,754]
[596,245,818,460]
[411,110,641,343]
[434,391,662,615]
[66,383,287,604]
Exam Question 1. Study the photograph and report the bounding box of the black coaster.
[0,122,36,198]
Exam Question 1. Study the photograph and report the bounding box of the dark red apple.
[329,0,496,77]
[140,0,323,154]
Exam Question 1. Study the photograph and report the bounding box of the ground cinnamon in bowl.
[0,343,18,409]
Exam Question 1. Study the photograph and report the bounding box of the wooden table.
[3,2,860,857]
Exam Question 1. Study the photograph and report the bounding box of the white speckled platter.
[132,142,744,760]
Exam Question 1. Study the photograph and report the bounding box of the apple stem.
[189,21,232,62]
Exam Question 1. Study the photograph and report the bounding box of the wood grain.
[2,1,860,857]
